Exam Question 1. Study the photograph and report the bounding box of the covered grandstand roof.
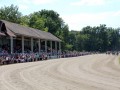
[0,20,61,42]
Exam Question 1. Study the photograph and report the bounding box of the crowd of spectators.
[0,44,93,65]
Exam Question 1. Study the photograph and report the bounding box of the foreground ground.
[0,54,120,90]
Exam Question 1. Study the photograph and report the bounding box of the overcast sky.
[0,0,120,30]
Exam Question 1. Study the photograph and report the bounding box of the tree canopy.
[74,25,120,52]
[0,4,22,23]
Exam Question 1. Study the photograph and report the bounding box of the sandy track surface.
[0,54,120,90]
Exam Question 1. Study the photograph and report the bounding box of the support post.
[50,41,52,55]
[31,38,33,53]
[38,39,41,53]
[55,41,57,52]
[10,36,13,54]
[59,42,61,57]
[22,36,24,53]
[45,40,47,53]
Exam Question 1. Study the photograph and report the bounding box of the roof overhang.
[6,28,16,37]
[0,32,6,36]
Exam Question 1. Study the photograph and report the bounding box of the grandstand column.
[50,41,52,55]
[45,40,47,53]
[55,41,57,52]
[22,36,24,53]
[59,42,61,55]
[38,39,41,53]
[10,36,13,54]
[31,38,33,52]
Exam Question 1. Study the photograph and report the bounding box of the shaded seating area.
[0,54,99,66]
[0,20,93,65]
[0,51,93,65]
[0,20,62,65]
[0,20,61,54]
[0,53,44,65]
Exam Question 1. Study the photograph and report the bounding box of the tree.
[67,31,77,50]
[0,4,22,23]
[20,15,29,26]
[28,9,65,35]
[74,24,120,52]
[29,14,47,31]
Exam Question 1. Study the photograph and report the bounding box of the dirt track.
[0,54,120,90]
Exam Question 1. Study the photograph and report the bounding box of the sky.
[0,0,120,30]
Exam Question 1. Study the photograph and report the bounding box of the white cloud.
[17,0,57,5]
[61,11,120,30]
[19,5,29,10]
[16,0,29,4]
[70,0,105,6]
[32,0,56,5]
[16,0,57,12]
[114,11,120,16]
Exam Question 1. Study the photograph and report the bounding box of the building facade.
[0,20,61,55]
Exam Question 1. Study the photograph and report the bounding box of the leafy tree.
[0,4,22,23]
[28,9,65,35]
[67,31,77,50]
[20,15,29,26]
[73,25,120,52]
[65,44,73,51]
[29,14,47,31]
